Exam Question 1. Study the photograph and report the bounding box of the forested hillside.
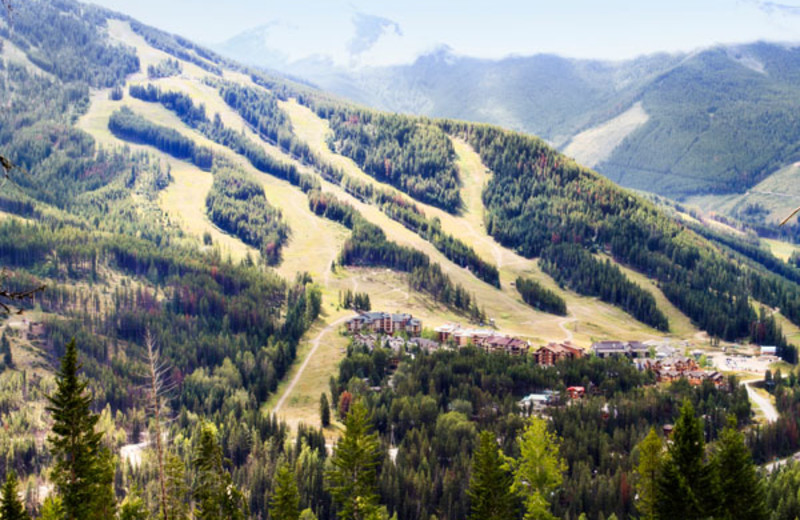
[1,0,800,519]
[255,42,800,218]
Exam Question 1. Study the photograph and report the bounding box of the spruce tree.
[656,400,719,519]
[300,509,319,520]
[118,487,149,520]
[46,338,111,520]
[192,422,248,520]
[38,496,63,520]
[320,393,331,428]
[634,427,663,520]
[270,462,301,520]
[714,417,766,520]
[0,471,30,520]
[327,401,381,520]
[164,452,190,520]
[467,430,517,520]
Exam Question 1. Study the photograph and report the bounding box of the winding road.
[273,314,351,414]
[744,379,779,423]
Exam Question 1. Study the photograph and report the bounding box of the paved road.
[273,315,350,414]
[744,379,779,423]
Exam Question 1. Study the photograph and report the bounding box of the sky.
[88,0,800,65]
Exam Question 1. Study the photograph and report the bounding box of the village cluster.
[345,311,727,389]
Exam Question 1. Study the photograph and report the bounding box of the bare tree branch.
[145,329,174,520]
[780,206,800,227]
[0,268,45,314]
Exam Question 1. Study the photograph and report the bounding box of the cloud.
[748,0,800,15]
[347,12,403,56]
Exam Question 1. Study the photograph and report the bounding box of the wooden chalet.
[533,342,584,366]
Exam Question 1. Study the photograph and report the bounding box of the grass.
[3,311,54,379]
[609,257,701,339]
[76,88,258,263]
[764,238,800,262]
[563,102,649,168]
[160,164,257,263]
[264,306,351,438]
[0,39,54,79]
[772,308,800,347]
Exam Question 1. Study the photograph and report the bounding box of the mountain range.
[215,33,800,219]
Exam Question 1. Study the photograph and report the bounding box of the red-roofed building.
[534,342,584,366]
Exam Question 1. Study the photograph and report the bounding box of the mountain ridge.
[213,34,800,216]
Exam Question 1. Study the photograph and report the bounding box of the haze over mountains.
[215,25,800,217]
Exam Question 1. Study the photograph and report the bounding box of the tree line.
[108,107,213,170]
[540,243,669,330]
[515,275,567,316]
[325,340,762,520]
[220,82,500,288]
[128,84,320,193]
[299,100,463,213]
[205,164,290,265]
[147,58,182,79]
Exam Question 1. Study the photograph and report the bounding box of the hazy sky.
[88,0,800,64]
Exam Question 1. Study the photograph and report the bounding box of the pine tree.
[118,487,149,520]
[92,448,117,520]
[714,417,766,520]
[270,462,301,520]
[656,400,719,520]
[300,509,319,520]
[327,401,381,520]
[192,422,248,520]
[467,430,517,520]
[164,452,190,520]
[511,417,566,520]
[320,393,331,428]
[0,471,30,520]
[634,427,663,520]
[46,338,112,520]
[39,497,63,520]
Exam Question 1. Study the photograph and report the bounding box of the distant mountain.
[213,34,800,203]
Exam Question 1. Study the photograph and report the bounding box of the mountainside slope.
[231,41,800,216]
[3,2,800,517]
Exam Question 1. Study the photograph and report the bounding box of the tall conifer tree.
[656,400,719,519]
[634,427,663,520]
[468,430,517,520]
[0,471,30,520]
[714,417,766,520]
[192,422,248,520]
[270,462,301,520]
[46,339,113,520]
[327,401,381,520]
[511,417,566,520]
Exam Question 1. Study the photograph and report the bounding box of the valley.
[2,2,800,519]
[71,22,710,433]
